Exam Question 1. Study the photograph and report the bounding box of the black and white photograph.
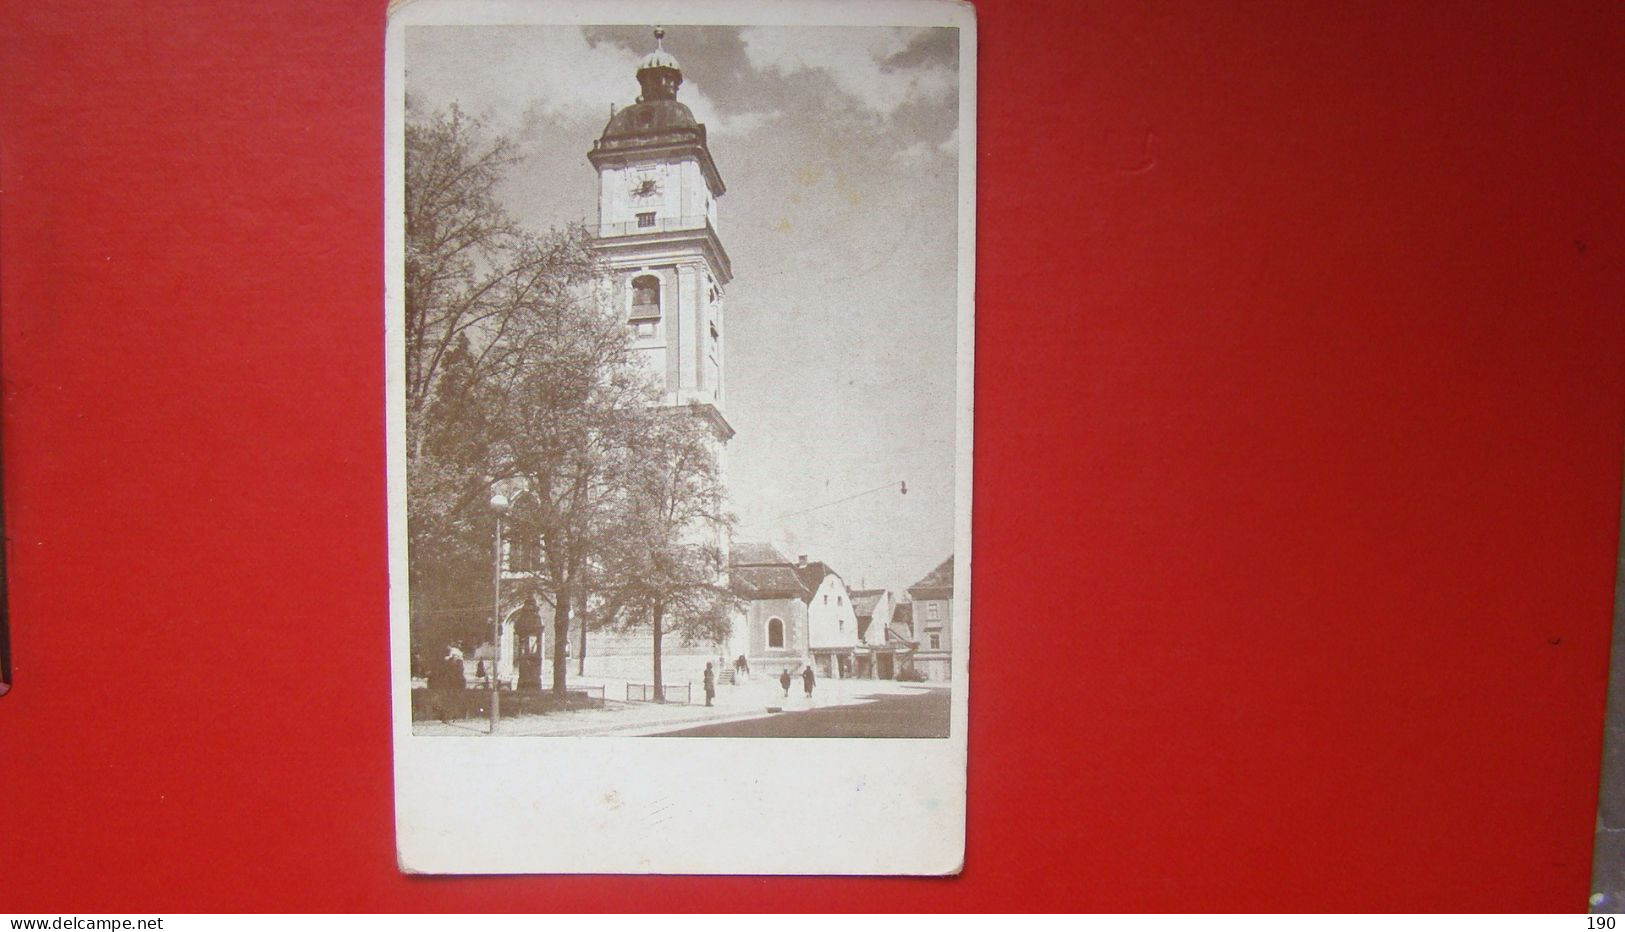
[387,0,972,874]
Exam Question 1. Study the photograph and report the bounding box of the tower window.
[636,211,656,228]
[767,617,784,649]
[630,274,660,322]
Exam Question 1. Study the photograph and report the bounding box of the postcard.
[387,0,974,874]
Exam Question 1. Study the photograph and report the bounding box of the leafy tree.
[404,106,602,668]
[407,333,498,655]
[493,249,654,696]
[404,106,519,659]
[594,408,737,698]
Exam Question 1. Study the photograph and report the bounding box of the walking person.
[440,647,465,690]
[431,646,465,723]
[703,662,716,707]
[802,664,816,702]
[779,669,792,698]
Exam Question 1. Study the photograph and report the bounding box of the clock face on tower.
[630,176,661,199]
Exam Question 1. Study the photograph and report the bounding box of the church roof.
[729,542,850,603]
[639,47,681,72]
[732,541,790,566]
[730,564,810,600]
[600,98,702,141]
[638,27,682,74]
[730,542,811,599]
[589,28,725,196]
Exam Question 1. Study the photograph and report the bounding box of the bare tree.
[404,106,519,421]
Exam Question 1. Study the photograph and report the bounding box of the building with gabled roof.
[889,602,916,644]
[849,587,903,679]
[910,556,955,598]
[801,558,860,678]
[849,588,891,643]
[725,542,811,676]
[904,556,955,681]
[724,544,909,680]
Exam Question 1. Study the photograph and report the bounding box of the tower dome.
[638,27,680,72]
[590,25,726,199]
[638,47,681,71]
[635,27,682,102]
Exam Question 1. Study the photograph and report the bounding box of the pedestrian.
[779,669,792,698]
[440,647,465,691]
[431,646,465,723]
[802,664,815,700]
[704,662,716,707]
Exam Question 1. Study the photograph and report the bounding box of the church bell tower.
[589,28,734,443]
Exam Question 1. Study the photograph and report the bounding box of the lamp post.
[489,492,510,735]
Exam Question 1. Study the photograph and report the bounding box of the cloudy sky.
[406,24,961,594]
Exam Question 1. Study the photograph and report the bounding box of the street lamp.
[489,492,510,735]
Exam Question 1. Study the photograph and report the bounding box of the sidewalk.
[411,673,937,737]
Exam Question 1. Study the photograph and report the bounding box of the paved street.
[651,686,951,738]
[412,675,951,737]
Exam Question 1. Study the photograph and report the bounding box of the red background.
[3,0,1624,912]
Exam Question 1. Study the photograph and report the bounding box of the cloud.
[890,126,960,169]
[705,108,781,137]
[739,26,957,116]
[407,27,775,139]
[891,140,937,169]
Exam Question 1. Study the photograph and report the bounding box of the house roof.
[908,555,955,598]
[849,589,886,618]
[886,608,918,648]
[891,603,913,629]
[792,561,840,598]
[731,541,851,602]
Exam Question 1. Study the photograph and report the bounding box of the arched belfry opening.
[631,274,661,320]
